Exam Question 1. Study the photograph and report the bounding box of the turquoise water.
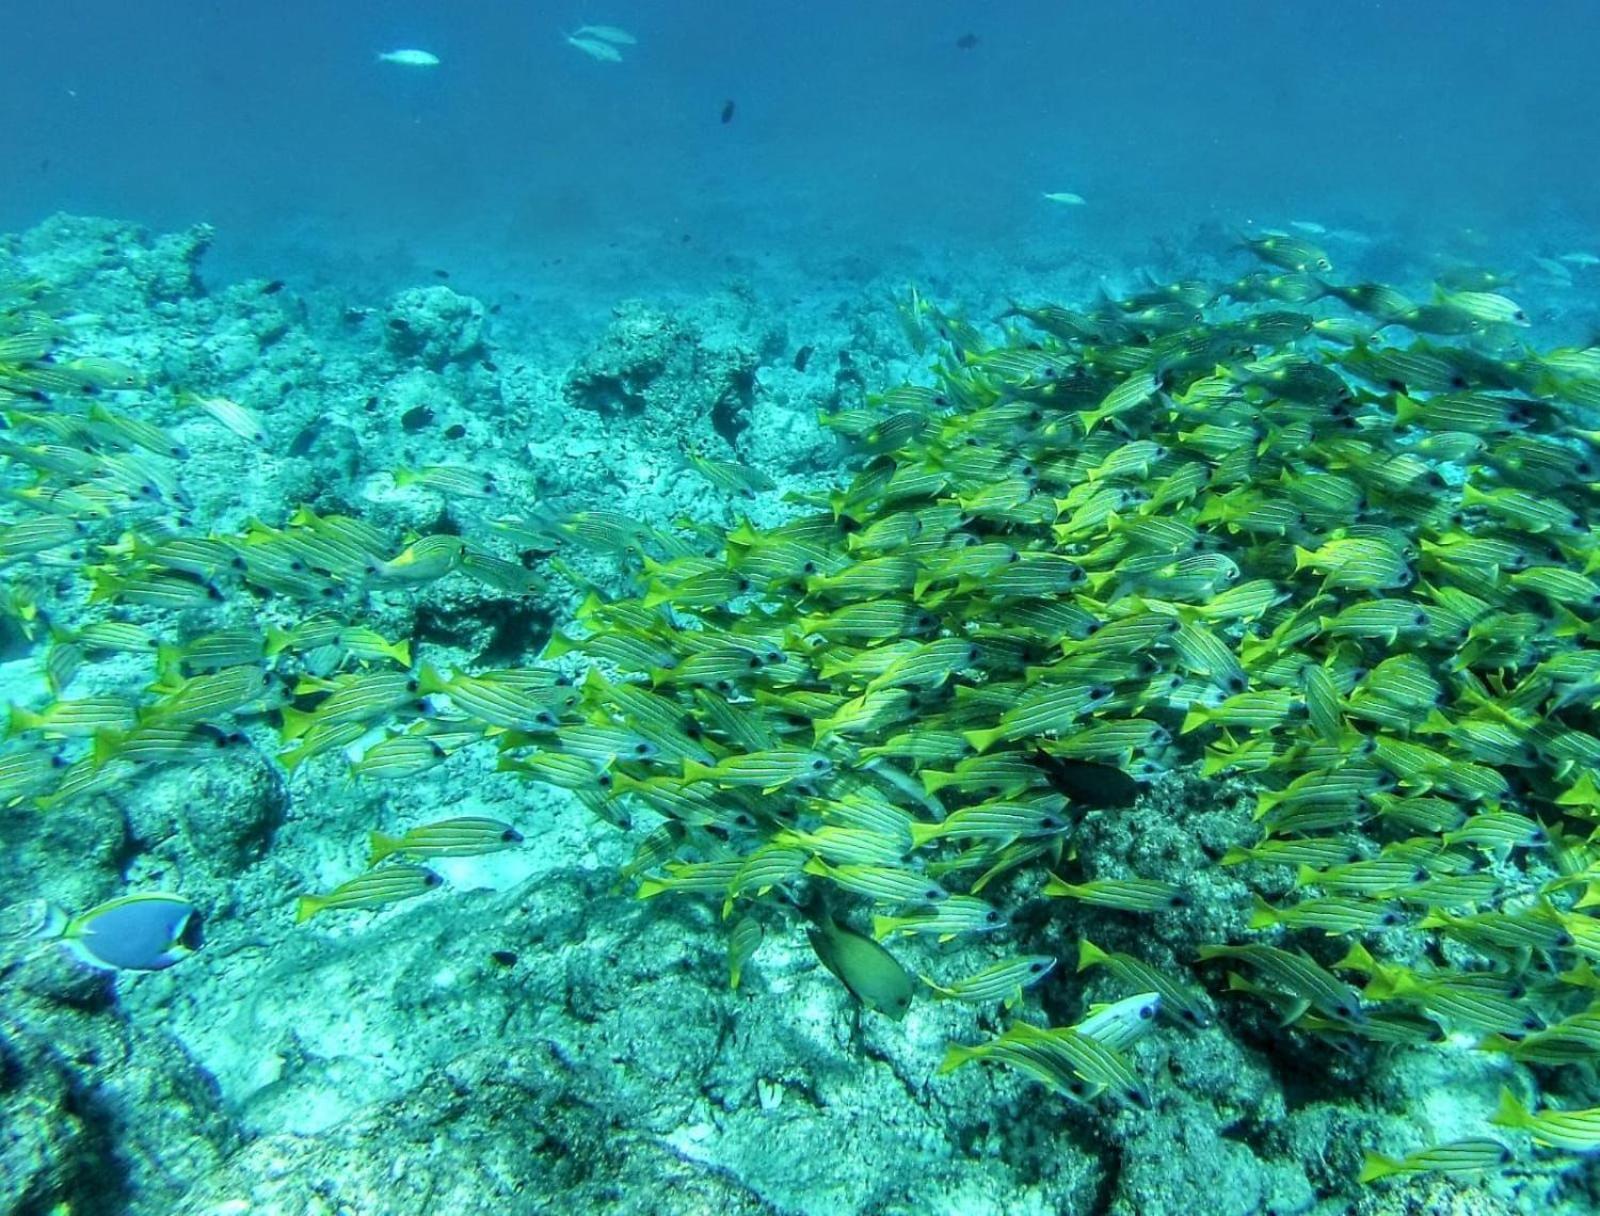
[4,6,1600,1215]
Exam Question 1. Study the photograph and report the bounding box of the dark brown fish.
[721,99,736,124]
[1029,753,1141,808]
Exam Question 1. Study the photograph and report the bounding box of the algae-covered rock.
[561,299,767,447]
[383,285,488,369]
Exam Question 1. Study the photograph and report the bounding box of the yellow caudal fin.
[277,704,316,744]
[937,1042,983,1074]
[1076,937,1111,972]
[367,832,403,867]
[1490,1085,1530,1131]
[1357,1152,1403,1184]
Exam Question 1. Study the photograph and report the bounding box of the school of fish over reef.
[8,225,1600,1206]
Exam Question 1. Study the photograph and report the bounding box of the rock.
[383,286,488,370]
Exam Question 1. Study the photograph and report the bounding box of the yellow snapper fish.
[295,865,443,924]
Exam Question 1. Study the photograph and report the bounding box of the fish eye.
[1029,962,1046,973]
[424,872,443,888]
[1140,1004,1156,1019]
[501,829,522,842]
[597,774,613,789]
[925,888,943,901]
[1168,894,1189,908]
[985,910,1001,923]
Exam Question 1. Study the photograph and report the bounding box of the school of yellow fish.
[7,232,1600,1181]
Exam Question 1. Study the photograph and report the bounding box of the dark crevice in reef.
[411,598,554,668]
[570,370,653,417]
[1088,1143,1123,1215]
[1,1030,133,1216]
[710,365,755,445]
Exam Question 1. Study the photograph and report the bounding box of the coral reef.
[5,214,1600,1215]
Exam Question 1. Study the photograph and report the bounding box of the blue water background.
[3,2,1597,288]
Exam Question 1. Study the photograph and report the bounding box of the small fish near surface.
[34,892,202,971]
[377,49,440,67]
[567,24,635,62]
[1042,191,1087,206]
[720,99,736,124]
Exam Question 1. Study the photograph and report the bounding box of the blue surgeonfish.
[38,892,202,971]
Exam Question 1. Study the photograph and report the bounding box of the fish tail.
[908,822,942,849]
[153,642,186,682]
[681,759,717,783]
[293,896,323,925]
[278,705,316,743]
[91,729,125,770]
[367,832,402,866]
[415,663,450,696]
[1356,1152,1403,1184]
[1247,895,1281,930]
[1077,937,1110,971]
[937,1043,982,1074]
[962,727,1001,754]
[4,705,44,739]
[1179,707,1210,735]
[1491,1085,1530,1131]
